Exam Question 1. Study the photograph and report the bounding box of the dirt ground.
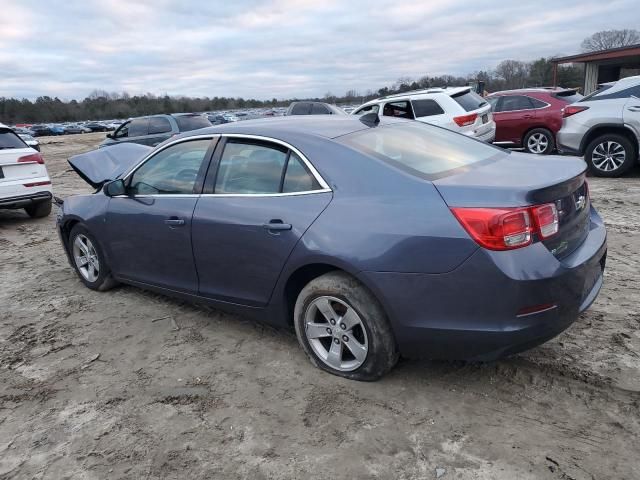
[1,132,639,480]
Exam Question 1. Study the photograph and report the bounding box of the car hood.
[68,143,151,189]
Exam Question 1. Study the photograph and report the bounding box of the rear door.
[493,95,536,144]
[191,136,332,306]
[105,136,217,292]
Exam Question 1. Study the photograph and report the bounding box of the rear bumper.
[0,191,52,209]
[556,129,584,156]
[358,206,607,361]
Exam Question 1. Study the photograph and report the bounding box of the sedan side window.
[382,101,415,119]
[128,118,149,137]
[114,121,130,138]
[353,104,379,116]
[283,152,321,193]
[215,141,288,194]
[129,139,211,195]
[148,116,172,134]
[498,95,533,112]
[486,97,500,112]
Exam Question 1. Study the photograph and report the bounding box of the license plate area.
[482,114,488,124]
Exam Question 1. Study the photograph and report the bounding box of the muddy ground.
[1,132,639,479]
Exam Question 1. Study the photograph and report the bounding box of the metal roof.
[552,44,640,64]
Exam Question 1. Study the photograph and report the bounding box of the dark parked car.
[100,113,211,148]
[84,122,109,132]
[30,125,57,137]
[208,114,230,125]
[286,101,346,116]
[487,88,583,154]
[58,116,606,380]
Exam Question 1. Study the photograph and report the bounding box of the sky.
[0,0,637,100]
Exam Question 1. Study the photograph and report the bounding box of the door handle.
[523,114,533,119]
[627,106,640,112]
[262,220,292,232]
[164,217,185,226]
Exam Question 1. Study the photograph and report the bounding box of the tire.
[294,271,398,381]
[523,128,555,155]
[585,134,636,178]
[68,224,118,291]
[24,199,52,218]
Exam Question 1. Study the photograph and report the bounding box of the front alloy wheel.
[73,233,100,282]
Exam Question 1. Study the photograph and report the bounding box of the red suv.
[487,88,582,154]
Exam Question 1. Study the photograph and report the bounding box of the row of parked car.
[286,76,640,177]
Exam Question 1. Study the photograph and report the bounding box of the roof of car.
[189,115,405,140]
[488,87,577,96]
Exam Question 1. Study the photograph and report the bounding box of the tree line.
[2,29,637,125]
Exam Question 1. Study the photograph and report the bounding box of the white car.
[0,123,52,218]
[352,87,496,142]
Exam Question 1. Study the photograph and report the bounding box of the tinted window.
[148,116,172,134]
[114,121,130,138]
[486,97,500,111]
[0,130,28,149]
[215,141,287,194]
[412,99,445,117]
[353,104,379,115]
[283,152,321,193]
[291,103,310,115]
[529,97,549,108]
[581,85,612,101]
[499,95,533,112]
[128,118,149,137]
[588,85,640,101]
[382,101,414,119]
[311,103,331,114]
[341,122,501,178]
[129,139,211,195]
[174,115,211,132]
[451,90,487,111]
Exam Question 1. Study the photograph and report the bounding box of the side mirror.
[103,179,126,197]
[106,132,114,139]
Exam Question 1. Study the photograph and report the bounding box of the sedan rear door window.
[215,141,288,194]
[129,139,211,195]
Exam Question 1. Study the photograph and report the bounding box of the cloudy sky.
[0,0,636,100]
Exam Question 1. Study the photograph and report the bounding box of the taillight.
[451,207,532,250]
[562,105,589,118]
[18,153,45,164]
[531,203,559,239]
[453,113,478,127]
[452,202,560,251]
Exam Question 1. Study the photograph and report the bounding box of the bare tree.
[494,60,530,89]
[581,29,640,52]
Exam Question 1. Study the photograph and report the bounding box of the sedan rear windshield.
[340,122,502,179]
[174,115,212,132]
[0,130,28,149]
[451,90,487,112]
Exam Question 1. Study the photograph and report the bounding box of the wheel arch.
[579,124,639,157]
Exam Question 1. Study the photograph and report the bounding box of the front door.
[105,137,216,293]
[493,95,537,145]
[192,137,332,306]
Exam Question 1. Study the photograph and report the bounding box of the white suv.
[352,87,496,142]
[0,123,52,217]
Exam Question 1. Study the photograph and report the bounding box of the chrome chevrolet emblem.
[575,194,586,211]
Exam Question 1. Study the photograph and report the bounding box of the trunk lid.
[434,152,590,259]
[68,143,152,189]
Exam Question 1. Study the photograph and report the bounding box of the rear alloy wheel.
[294,271,398,381]
[69,224,118,291]
[586,134,635,177]
[524,128,555,155]
[24,200,52,218]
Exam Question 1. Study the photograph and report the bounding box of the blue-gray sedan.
[57,115,606,380]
